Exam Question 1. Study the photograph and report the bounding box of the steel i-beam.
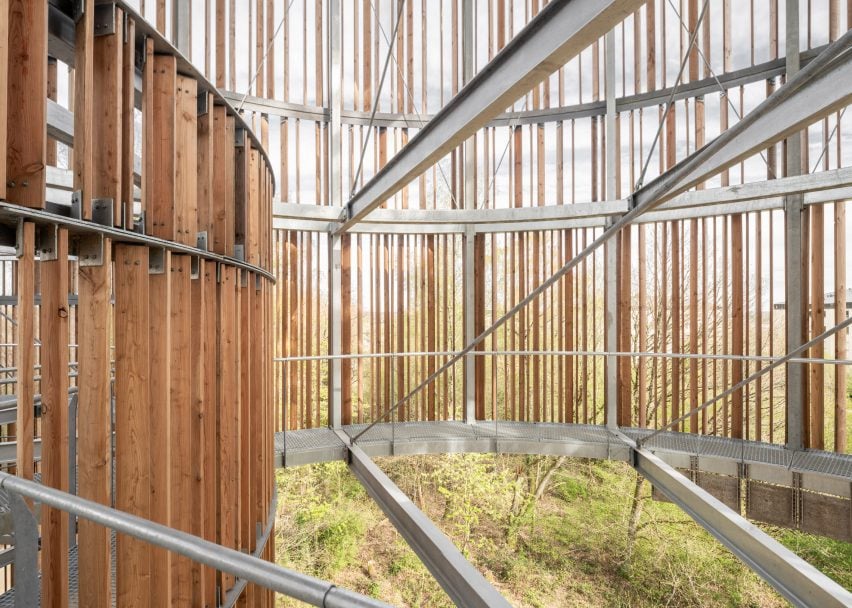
[624,436,852,608]
[342,436,512,608]
[338,0,642,233]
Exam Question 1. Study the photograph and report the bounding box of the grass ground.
[274,454,851,607]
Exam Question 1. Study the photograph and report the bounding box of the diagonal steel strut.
[338,432,512,608]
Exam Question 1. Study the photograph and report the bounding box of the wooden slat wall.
[0,4,276,604]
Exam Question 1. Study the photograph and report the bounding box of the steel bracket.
[75,233,105,267]
[92,198,114,227]
[196,231,209,251]
[255,273,262,291]
[133,210,146,235]
[70,191,83,219]
[235,128,246,148]
[148,247,166,274]
[190,256,201,279]
[233,244,245,261]
[198,92,210,116]
[37,224,59,261]
[240,269,248,288]
[94,3,116,37]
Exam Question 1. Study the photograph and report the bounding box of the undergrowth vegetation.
[274,454,851,607]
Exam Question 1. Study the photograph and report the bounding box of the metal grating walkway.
[277,422,852,484]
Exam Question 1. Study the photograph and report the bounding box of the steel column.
[171,0,191,58]
[462,0,476,423]
[327,0,343,428]
[784,0,805,450]
[604,29,619,429]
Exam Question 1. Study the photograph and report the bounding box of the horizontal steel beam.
[628,438,852,608]
[632,30,852,211]
[344,438,512,608]
[274,165,852,234]
[222,46,829,129]
[339,0,641,232]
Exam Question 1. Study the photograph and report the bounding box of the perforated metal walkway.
[276,421,852,498]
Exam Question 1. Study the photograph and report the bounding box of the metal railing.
[0,471,391,608]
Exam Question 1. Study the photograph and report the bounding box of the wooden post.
[93,7,124,224]
[169,255,194,604]
[77,240,113,608]
[149,55,177,240]
[114,245,152,608]
[6,0,47,207]
[15,222,35,480]
[40,228,70,608]
[149,253,172,606]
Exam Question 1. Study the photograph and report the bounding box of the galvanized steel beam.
[338,0,641,233]
[344,439,512,608]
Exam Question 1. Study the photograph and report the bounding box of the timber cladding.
[1,3,275,606]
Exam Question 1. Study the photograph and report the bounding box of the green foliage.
[276,455,849,607]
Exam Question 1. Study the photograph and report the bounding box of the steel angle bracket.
[75,233,105,267]
[37,224,59,261]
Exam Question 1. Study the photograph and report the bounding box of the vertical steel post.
[462,0,477,423]
[171,0,191,59]
[11,493,40,607]
[604,29,619,429]
[328,0,343,428]
[784,0,804,450]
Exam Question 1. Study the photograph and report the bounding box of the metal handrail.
[274,349,852,365]
[0,471,391,608]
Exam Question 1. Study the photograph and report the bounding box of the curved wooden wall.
[1,1,275,606]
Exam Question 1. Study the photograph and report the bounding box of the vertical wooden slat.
[175,76,199,247]
[149,255,172,606]
[170,254,193,605]
[93,7,123,225]
[149,55,177,240]
[218,265,239,589]
[74,0,94,215]
[78,241,113,608]
[190,262,207,606]
[40,228,70,608]
[15,222,35,479]
[0,0,8,200]
[6,0,47,207]
[212,110,236,255]
[114,245,152,608]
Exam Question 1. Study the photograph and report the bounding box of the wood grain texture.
[15,222,35,480]
[6,0,47,207]
[40,228,70,608]
[93,8,123,224]
[77,240,114,608]
[169,254,194,605]
[114,245,152,608]
[149,255,173,606]
[149,55,177,239]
